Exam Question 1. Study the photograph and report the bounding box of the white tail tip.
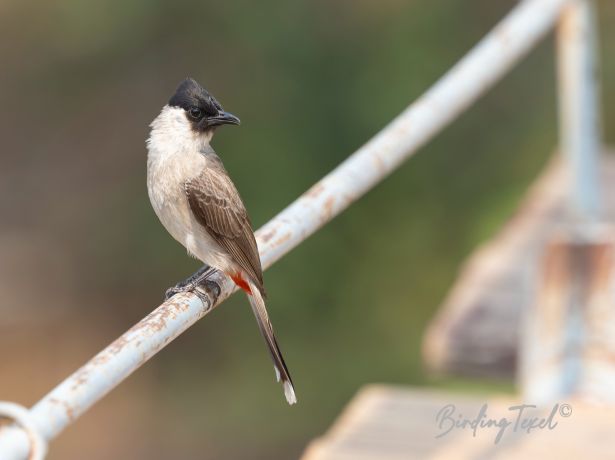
[284,381,297,405]
[274,366,281,382]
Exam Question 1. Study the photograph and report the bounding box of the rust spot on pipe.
[260,227,277,244]
[495,25,512,47]
[70,370,89,391]
[373,154,386,174]
[323,197,335,220]
[274,233,291,248]
[49,398,75,422]
[306,183,325,199]
[107,337,129,356]
[146,312,169,332]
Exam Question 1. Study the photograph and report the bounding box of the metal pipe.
[557,0,602,221]
[0,0,572,457]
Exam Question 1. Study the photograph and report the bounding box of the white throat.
[146,105,214,162]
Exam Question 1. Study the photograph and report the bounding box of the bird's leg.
[164,265,221,303]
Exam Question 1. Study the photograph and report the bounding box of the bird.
[146,77,296,405]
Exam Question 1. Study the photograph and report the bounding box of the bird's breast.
[146,148,205,247]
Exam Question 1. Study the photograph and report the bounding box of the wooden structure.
[301,385,615,460]
[422,153,615,379]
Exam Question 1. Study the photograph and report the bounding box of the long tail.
[245,279,297,405]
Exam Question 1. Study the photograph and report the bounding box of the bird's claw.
[164,283,192,301]
[200,278,221,300]
[164,266,221,304]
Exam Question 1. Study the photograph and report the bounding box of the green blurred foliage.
[0,0,613,458]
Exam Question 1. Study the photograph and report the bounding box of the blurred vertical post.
[522,0,613,404]
[521,235,615,404]
[557,0,602,221]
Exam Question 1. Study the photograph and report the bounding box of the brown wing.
[185,155,265,294]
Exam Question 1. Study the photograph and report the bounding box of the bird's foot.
[164,265,221,303]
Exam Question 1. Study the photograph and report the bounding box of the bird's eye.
[189,107,203,119]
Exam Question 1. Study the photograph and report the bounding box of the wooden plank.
[301,385,615,460]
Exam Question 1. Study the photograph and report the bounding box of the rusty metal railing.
[0,0,601,458]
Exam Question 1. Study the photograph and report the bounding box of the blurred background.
[0,0,613,458]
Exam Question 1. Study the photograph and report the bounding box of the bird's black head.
[168,78,240,132]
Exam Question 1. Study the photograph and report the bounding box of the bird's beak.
[207,111,241,127]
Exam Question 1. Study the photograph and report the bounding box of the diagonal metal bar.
[0,0,573,457]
